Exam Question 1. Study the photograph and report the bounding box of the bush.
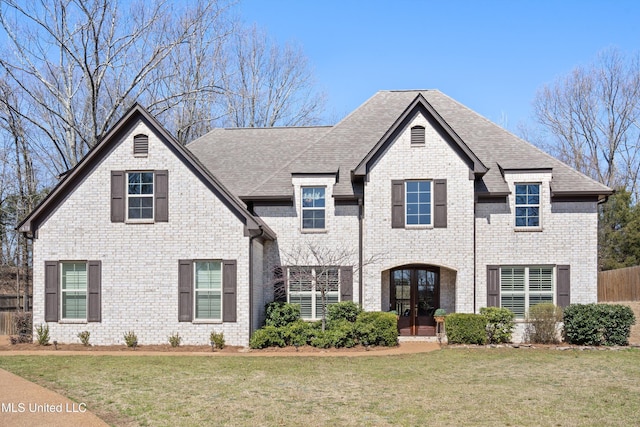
[77,330,91,346]
[249,325,286,349]
[318,320,356,348]
[168,332,181,347]
[526,303,563,344]
[563,303,636,346]
[281,319,317,347]
[123,330,138,347]
[209,331,225,349]
[354,312,398,347]
[445,314,487,345]
[11,312,32,343]
[327,301,363,323]
[480,307,515,344]
[265,302,300,327]
[35,323,50,346]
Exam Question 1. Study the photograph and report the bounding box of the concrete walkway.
[0,368,109,427]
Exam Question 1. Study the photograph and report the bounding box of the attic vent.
[133,134,149,156]
[411,126,425,145]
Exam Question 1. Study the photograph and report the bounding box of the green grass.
[1,348,640,426]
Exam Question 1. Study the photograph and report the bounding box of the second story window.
[515,183,540,228]
[127,172,154,220]
[301,187,325,230]
[406,180,432,226]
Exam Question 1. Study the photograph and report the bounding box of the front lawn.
[1,348,639,426]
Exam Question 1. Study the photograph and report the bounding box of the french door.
[391,267,440,336]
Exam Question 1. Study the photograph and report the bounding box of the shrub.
[77,330,91,346]
[480,307,515,344]
[526,303,563,344]
[281,320,317,347]
[322,320,356,348]
[354,312,398,347]
[123,330,138,347]
[563,303,635,346]
[209,331,225,349]
[249,325,285,349]
[265,302,300,327]
[35,323,50,346]
[168,332,181,348]
[327,301,363,323]
[11,312,32,343]
[445,314,487,345]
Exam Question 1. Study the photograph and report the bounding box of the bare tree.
[272,241,383,331]
[221,24,326,128]
[0,0,234,172]
[533,48,640,198]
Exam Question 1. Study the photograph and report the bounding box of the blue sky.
[238,0,640,131]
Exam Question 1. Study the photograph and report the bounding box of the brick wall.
[32,121,253,346]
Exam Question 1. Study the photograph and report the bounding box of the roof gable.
[19,104,275,239]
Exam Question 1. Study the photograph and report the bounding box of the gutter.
[358,197,364,306]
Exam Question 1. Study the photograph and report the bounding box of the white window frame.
[514,183,541,229]
[60,262,87,321]
[301,187,326,230]
[193,260,223,321]
[126,171,154,222]
[500,265,555,319]
[287,266,340,320]
[405,180,433,227]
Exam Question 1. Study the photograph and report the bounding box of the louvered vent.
[133,134,149,156]
[411,126,425,144]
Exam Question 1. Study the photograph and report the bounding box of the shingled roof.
[187,90,613,201]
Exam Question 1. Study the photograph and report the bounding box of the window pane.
[501,267,525,291]
[301,187,326,229]
[196,292,221,319]
[515,184,540,227]
[302,187,325,208]
[195,261,222,319]
[501,294,525,318]
[63,292,87,319]
[62,263,87,290]
[302,209,325,229]
[405,181,431,225]
[290,293,312,319]
[529,267,553,291]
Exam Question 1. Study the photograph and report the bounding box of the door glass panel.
[394,269,411,317]
[417,270,436,316]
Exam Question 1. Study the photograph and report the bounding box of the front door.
[391,267,440,336]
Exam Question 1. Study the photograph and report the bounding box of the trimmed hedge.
[250,309,398,349]
[327,301,363,323]
[265,302,300,327]
[563,303,636,346]
[445,313,487,345]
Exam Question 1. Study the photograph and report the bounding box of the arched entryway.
[391,265,440,336]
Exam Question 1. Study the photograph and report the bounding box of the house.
[18,90,612,346]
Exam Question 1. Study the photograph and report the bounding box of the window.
[127,172,154,220]
[515,183,540,227]
[301,187,325,229]
[411,126,425,145]
[288,266,339,320]
[500,266,554,319]
[194,261,222,320]
[61,262,87,319]
[406,181,432,226]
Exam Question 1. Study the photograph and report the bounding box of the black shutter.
[223,260,237,322]
[487,265,500,307]
[155,170,168,222]
[557,265,570,308]
[178,260,193,322]
[391,180,405,228]
[434,179,447,228]
[87,261,102,322]
[340,266,353,302]
[111,171,125,222]
[44,261,59,322]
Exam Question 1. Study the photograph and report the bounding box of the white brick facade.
[32,120,254,346]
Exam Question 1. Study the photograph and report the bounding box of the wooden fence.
[0,312,16,335]
[598,266,640,302]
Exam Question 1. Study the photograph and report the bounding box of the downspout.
[473,197,477,314]
[358,197,364,306]
[248,225,264,338]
